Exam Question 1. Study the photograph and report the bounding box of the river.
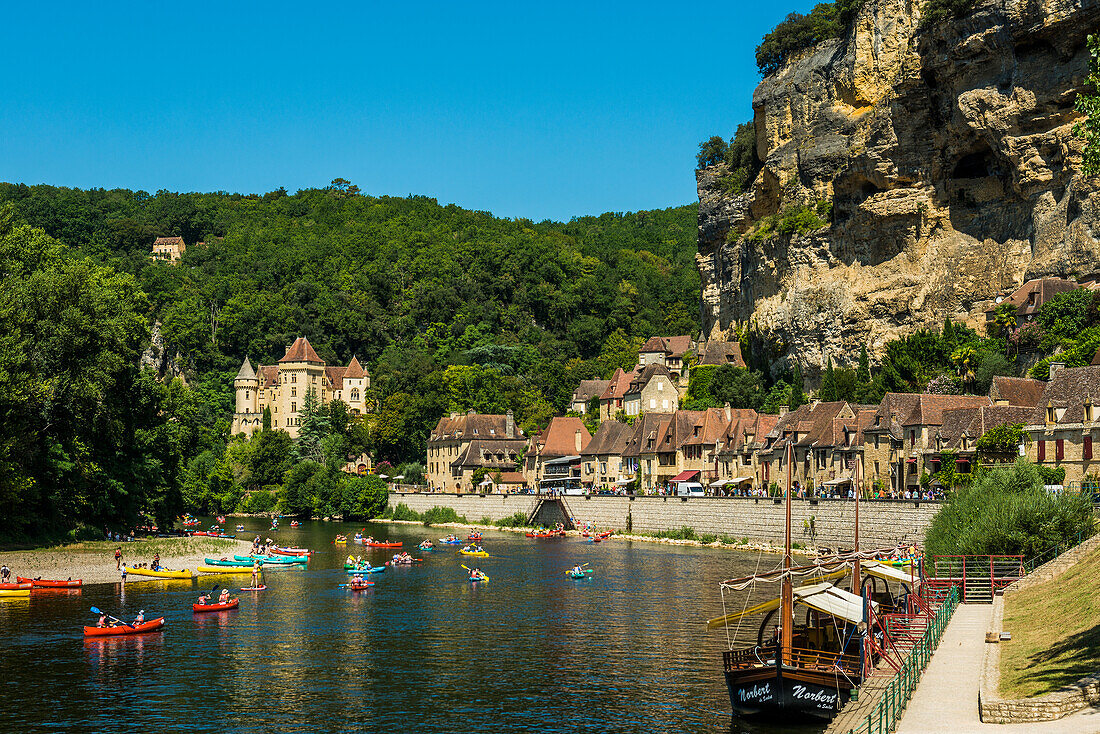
[0,519,823,734]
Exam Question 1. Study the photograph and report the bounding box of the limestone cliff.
[697,0,1100,379]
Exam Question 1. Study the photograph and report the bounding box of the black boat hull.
[726,664,852,721]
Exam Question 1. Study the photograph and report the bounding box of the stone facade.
[232,337,371,438]
[150,236,186,262]
[425,411,525,492]
[623,363,678,416]
[1023,365,1100,484]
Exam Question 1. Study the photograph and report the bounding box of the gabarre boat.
[709,440,923,723]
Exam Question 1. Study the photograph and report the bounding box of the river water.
[0,520,822,734]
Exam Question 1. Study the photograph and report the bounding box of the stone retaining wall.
[979,533,1100,723]
[387,493,939,548]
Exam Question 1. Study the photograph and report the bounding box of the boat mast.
[852,439,861,595]
[781,439,793,666]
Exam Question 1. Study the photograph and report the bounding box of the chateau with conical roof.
[232,337,370,438]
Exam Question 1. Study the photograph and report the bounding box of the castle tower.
[232,357,260,435]
[344,355,367,415]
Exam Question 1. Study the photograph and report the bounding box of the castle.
[232,337,370,438]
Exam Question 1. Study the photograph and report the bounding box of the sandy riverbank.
[371,518,815,557]
[0,537,251,586]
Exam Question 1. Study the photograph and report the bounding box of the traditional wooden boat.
[710,442,872,722]
[123,566,191,579]
[193,599,239,612]
[84,617,165,636]
[17,577,82,588]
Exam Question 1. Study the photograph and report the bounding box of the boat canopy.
[796,582,877,625]
[706,571,849,629]
[860,560,920,587]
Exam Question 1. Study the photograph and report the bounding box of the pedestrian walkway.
[895,604,1100,733]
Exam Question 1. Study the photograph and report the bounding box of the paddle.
[561,562,590,575]
[90,606,134,629]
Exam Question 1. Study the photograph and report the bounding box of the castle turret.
[233,357,259,434]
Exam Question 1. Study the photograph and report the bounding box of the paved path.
[895,604,1100,733]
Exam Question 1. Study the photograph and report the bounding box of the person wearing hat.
[133,609,145,625]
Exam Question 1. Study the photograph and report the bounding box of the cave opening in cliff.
[952,150,993,179]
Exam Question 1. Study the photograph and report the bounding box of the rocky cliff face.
[698,0,1100,379]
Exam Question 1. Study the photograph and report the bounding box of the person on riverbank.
[114,547,122,570]
[1,564,9,583]
[151,552,160,571]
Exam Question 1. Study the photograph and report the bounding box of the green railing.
[841,586,959,734]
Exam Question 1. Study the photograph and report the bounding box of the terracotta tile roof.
[452,439,524,470]
[278,337,324,364]
[698,341,746,367]
[989,376,1044,407]
[344,356,367,379]
[639,335,693,358]
[582,420,633,456]
[429,413,523,442]
[325,366,345,391]
[259,365,279,389]
[989,277,1078,316]
[622,413,670,457]
[599,368,638,401]
[533,416,591,457]
[1027,365,1100,425]
[572,379,612,404]
[496,471,527,485]
[938,405,1034,449]
[626,363,673,395]
[152,236,185,246]
[901,394,991,427]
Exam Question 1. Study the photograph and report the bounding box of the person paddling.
[218,588,230,604]
[251,562,261,588]
[97,612,108,628]
[198,592,209,605]
[133,609,145,625]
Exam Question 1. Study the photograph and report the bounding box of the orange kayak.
[193,599,239,612]
[84,617,166,636]
[17,576,82,588]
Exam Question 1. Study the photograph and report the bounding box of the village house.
[426,410,525,492]
[623,363,678,416]
[696,339,747,368]
[480,471,528,493]
[1023,364,1100,485]
[580,420,634,489]
[985,277,1079,329]
[523,416,591,490]
[638,335,695,389]
[988,376,1046,407]
[673,406,756,487]
[150,236,187,262]
[934,404,1035,471]
[713,410,780,494]
[597,367,636,422]
[232,337,371,438]
[569,379,611,414]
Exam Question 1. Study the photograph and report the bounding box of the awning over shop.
[822,477,852,486]
[610,479,634,486]
[861,560,920,587]
[956,458,970,464]
[670,470,700,482]
[905,458,917,464]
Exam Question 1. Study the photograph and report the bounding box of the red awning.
[670,470,700,482]
[906,458,917,464]
[956,458,970,464]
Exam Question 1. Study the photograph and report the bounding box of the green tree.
[857,345,871,383]
[295,388,330,463]
[250,430,294,487]
[976,423,1023,457]
[819,358,839,401]
[696,136,729,169]
[344,474,389,519]
[262,405,272,432]
[1077,35,1100,175]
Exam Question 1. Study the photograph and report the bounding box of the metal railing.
[839,585,959,734]
[1022,526,1098,573]
[928,555,1024,603]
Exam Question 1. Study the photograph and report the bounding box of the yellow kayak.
[0,589,30,597]
[459,550,489,557]
[124,566,191,579]
[196,565,255,574]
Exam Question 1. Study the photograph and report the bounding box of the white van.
[676,482,705,497]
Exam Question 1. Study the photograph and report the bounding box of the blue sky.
[1,1,818,221]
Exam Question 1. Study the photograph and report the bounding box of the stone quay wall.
[387,493,939,548]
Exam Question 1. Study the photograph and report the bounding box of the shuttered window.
[1038,440,1045,461]
[1085,436,1093,461]
[1056,439,1064,461]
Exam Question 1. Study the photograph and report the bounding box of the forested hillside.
[0,182,699,538]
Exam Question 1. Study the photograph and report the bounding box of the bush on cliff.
[920,0,978,27]
[755,0,866,76]
[924,459,1094,559]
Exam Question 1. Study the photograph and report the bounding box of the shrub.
[920,0,979,27]
[925,459,1093,558]
[976,423,1023,455]
[389,503,420,522]
[748,201,831,241]
[494,512,530,528]
[696,136,729,169]
[421,506,466,526]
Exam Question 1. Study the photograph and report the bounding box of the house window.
[662,399,668,409]
[742,454,751,465]
[910,430,916,447]
[291,374,296,384]
[1056,438,1065,462]
[291,387,297,397]
[291,402,297,413]
[650,399,656,409]
[1038,440,1046,461]
[875,435,880,449]
[245,391,249,401]
[1085,436,1093,461]
[874,461,880,475]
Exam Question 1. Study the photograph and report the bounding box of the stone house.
[986,277,1079,329]
[580,420,634,489]
[638,335,695,389]
[623,363,678,416]
[676,406,757,486]
[232,337,371,438]
[622,413,675,492]
[1022,365,1100,485]
[934,404,1035,474]
[696,339,747,368]
[523,416,591,489]
[713,411,780,493]
[757,402,870,495]
[150,236,186,262]
[598,367,637,422]
[570,379,611,414]
[426,411,525,492]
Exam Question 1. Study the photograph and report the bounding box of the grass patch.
[699,533,718,544]
[419,507,467,526]
[494,512,530,528]
[1000,547,1100,698]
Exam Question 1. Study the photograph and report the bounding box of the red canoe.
[270,547,311,556]
[193,599,240,612]
[17,576,82,588]
[347,582,374,590]
[0,582,32,590]
[84,617,166,637]
[367,542,402,548]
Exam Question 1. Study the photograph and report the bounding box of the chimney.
[575,429,583,453]
[779,405,789,417]
[467,408,475,416]
[449,412,459,419]
[724,402,731,421]
[506,410,515,439]
[1049,362,1066,380]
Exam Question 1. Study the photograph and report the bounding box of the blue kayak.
[345,566,386,574]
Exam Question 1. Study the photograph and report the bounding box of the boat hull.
[17,577,82,588]
[123,566,191,579]
[84,617,166,636]
[197,565,255,574]
[193,599,239,612]
[725,664,852,721]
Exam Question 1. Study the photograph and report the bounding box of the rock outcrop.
[697,0,1100,379]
